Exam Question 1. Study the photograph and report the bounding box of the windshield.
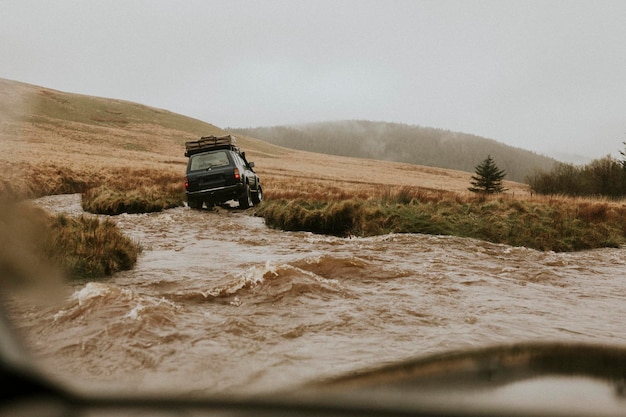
[2,2,626,416]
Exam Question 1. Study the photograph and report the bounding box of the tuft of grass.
[1,202,141,283]
[82,184,184,215]
[80,167,185,215]
[45,214,142,279]
[260,199,364,236]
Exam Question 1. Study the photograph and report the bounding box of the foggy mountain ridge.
[231,120,559,183]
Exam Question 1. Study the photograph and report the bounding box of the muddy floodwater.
[7,194,626,396]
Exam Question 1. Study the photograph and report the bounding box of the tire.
[187,197,202,209]
[238,184,252,209]
[251,185,263,205]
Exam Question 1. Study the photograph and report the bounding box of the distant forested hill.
[231,120,557,183]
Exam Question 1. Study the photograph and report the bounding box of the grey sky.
[2,0,625,161]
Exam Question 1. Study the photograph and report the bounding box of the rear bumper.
[186,183,244,202]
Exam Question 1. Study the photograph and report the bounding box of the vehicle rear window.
[189,151,230,171]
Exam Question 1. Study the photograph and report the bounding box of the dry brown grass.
[0,200,140,283]
[252,145,530,199]
[258,189,626,251]
[1,79,531,204]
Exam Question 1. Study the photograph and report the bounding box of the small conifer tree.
[468,155,507,194]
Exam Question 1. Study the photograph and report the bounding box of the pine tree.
[468,155,507,194]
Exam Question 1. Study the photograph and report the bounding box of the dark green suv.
[184,135,262,209]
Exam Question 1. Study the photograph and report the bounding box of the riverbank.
[1,200,141,282]
[4,159,626,286]
[257,187,626,252]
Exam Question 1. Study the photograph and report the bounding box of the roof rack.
[184,135,239,157]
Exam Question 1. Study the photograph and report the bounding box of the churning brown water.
[7,194,626,397]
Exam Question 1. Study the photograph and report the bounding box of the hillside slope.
[0,78,292,182]
[0,77,227,170]
[0,78,530,196]
[231,120,557,183]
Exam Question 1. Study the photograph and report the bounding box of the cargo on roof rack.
[184,135,239,157]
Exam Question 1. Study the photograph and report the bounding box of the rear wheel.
[251,185,263,205]
[238,184,252,209]
[187,197,202,209]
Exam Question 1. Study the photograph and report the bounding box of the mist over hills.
[231,120,558,183]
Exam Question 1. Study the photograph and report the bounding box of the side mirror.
[249,162,255,168]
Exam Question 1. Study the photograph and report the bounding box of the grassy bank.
[0,161,185,214]
[46,213,141,279]
[256,187,626,252]
[0,163,170,283]
[80,168,184,215]
[1,202,141,283]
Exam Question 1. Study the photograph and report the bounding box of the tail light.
[184,177,189,190]
[234,168,240,181]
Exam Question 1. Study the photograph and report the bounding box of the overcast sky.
[2,0,625,161]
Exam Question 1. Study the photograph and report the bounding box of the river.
[6,194,626,397]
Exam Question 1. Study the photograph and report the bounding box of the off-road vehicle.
[184,135,262,209]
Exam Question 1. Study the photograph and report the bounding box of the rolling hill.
[231,121,558,183]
